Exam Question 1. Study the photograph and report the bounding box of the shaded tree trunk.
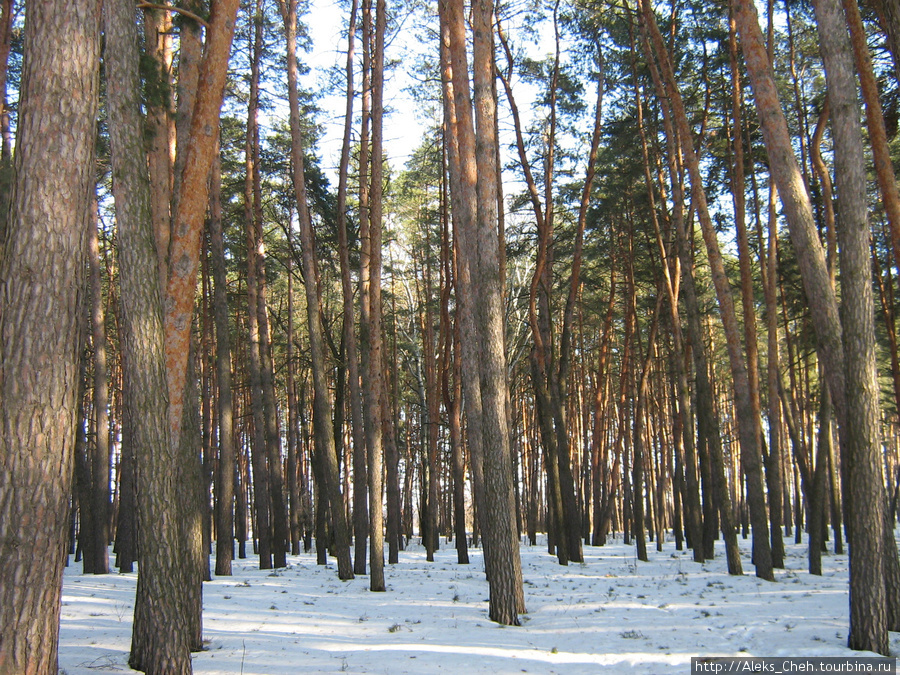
[813,0,888,653]
[0,2,99,672]
[210,146,236,577]
[104,1,191,671]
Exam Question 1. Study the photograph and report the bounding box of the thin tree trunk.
[642,0,772,580]
[244,3,272,567]
[89,213,111,575]
[210,145,236,577]
[333,0,368,576]
[279,0,354,581]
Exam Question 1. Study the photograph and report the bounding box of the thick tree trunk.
[813,0,888,653]
[471,0,525,622]
[0,4,100,672]
[103,1,191,671]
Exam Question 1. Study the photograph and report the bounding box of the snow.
[57,535,898,674]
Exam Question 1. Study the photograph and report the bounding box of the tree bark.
[0,3,100,671]
[104,1,191,671]
[471,0,525,622]
[89,215,111,575]
[813,0,888,653]
[163,0,240,449]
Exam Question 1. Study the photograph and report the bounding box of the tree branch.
[138,2,208,29]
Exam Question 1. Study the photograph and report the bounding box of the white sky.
[299,0,430,182]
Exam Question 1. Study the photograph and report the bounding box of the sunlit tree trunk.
[279,0,354,581]
[643,0,772,579]
[89,215,111,575]
[471,0,525,622]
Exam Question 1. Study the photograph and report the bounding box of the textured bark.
[813,0,888,653]
[366,0,388,590]
[171,2,202,215]
[472,0,525,623]
[0,0,11,162]
[0,2,100,672]
[279,0,354,581]
[728,9,782,569]
[843,0,900,282]
[439,9,470,565]
[164,0,240,448]
[210,148,236,577]
[142,5,175,289]
[441,0,489,570]
[103,1,191,671]
[0,0,13,249]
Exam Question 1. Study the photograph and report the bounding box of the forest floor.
[57,533,899,674]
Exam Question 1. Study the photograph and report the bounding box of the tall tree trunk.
[728,8,783,569]
[334,0,368,576]
[104,1,191,671]
[439,9,472,566]
[279,0,354,581]
[471,0,525,623]
[210,145,236,577]
[643,0,771,579]
[142,5,175,290]
[365,0,388,590]
[89,212,111,575]
[441,0,489,576]
[813,0,888,653]
[0,3,99,671]
[163,0,240,453]
[641,24,740,572]
[244,2,272,567]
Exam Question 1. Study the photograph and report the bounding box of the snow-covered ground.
[57,535,897,674]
